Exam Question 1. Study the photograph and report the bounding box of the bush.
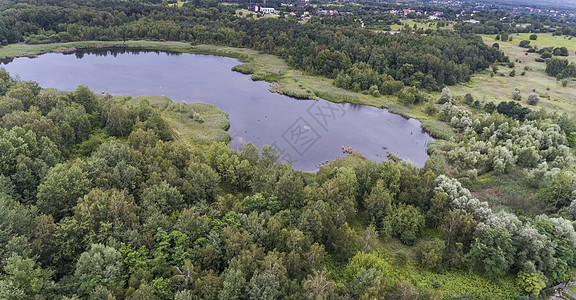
[398,86,427,105]
[417,238,446,271]
[512,87,521,100]
[437,87,453,104]
[553,47,569,56]
[519,40,531,48]
[529,34,537,40]
[541,52,552,59]
[463,93,474,105]
[527,94,539,106]
[424,102,438,116]
[385,203,425,246]
[484,102,496,113]
[369,85,380,97]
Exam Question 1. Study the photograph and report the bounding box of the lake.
[1,49,434,171]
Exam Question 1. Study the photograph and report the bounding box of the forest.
[0,66,558,300]
[1,0,576,299]
[0,0,504,93]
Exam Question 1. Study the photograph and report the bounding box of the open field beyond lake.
[451,33,576,113]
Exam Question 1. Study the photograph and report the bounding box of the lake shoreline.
[0,41,449,149]
[3,49,434,170]
[0,41,442,117]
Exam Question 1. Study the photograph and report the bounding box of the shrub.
[512,87,521,100]
[437,87,453,104]
[385,203,425,245]
[527,94,539,106]
[463,93,474,105]
[417,238,446,271]
[369,85,380,97]
[424,102,438,116]
[519,40,531,48]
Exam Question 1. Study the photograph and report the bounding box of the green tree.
[151,277,174,300]
[364,179,392,228]
[128,284,160,300]
[463,93,474,105]
[74,188,139,240]
[174,290,194,300]
[534,215,576,283]
[141,181,184,217]
[417,238,446,271]
[302,269,337,300]
[73,85,99,114]
[538,171,574,209]
[441,209,476,268]
[554,47,569,57]
[349,268,385,299]
[0,281,26,300]
[51,217,91,277]
[385,203,425,245]
[519,40,531,48]
[37,159,91,220]
[465,224,516,276]
[331,223,358,261]
[218,260,246,300]
[247,271,280,300]
[1,254,54,299]
[517,272,546,295]
[89,285,116,300]
[175,206,211,242]
[438,87,453,104]
[75,244,123,297]
[5,81,39,109]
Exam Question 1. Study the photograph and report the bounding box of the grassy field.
[468,171,545,216]
[451,33,576,114]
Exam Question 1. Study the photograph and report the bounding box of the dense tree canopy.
[1,0,576,299]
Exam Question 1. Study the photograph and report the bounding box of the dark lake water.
[2,49,434,171]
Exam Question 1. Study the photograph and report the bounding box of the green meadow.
[451,33,576,113]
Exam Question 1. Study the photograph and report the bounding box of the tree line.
[0,0,505,95]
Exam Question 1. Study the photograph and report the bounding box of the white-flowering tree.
[434,175,491,221]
